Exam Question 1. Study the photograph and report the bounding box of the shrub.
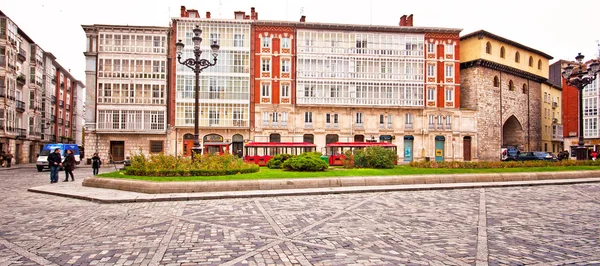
[267,154,293,169]
[408,159,600,169]
[281,152,328,171]
[125,152,259,176]
[345,146,397,169]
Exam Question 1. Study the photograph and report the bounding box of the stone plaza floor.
[1,165,600,265]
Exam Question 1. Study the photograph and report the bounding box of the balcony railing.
[51,76,57,84]
[49,134,56,143]
[51,115,56,123]
[51,96,56,105]
[15,100,25,112]
[0,85,5,97]
[16,75,25,86]
[59,100,64,107]
[16,128,26,139]
[58,118,64,125]
[65,121,70,128]
[552,102,558,108]
[17,48,26,62]
[60,82,64,89]
[66,104,70,111]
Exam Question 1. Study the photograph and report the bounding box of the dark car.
[514,151,557,162]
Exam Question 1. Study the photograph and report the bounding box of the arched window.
[515,52,520,63]
[493,76,499,87]
[485,42,492,54]
[522,84,528,94]
[500,46,505,58]
[509,80,514,91]
[538,59,542,70]
[529,56,533,67]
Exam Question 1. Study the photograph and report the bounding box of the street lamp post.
[562,53,600,160]
[175,25,220,160]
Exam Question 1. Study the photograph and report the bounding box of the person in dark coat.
[4,152,12,167]
[47,148,62,183]
[62,149,76,182]
[91,152,102,175]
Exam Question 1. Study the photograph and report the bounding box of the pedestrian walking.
[5,152,13,167]
[63,149,76,182]
[592,150,598,161]
[47,148,62,183]
[91,152,102,175]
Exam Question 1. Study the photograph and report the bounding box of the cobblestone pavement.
[1,166,600,265]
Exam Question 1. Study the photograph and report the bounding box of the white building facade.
[82,25,169,162]
[171,15,252,156]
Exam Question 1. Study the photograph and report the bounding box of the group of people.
[47,149,103,184]
[0,150,13,167]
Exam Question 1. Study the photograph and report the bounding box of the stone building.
[1,10,82,165]
[460,30,552,160]
[82,24,169,163]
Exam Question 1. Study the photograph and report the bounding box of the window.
[209,110,219,125]
[500,46,505,58]
[445,43,454,56]
[538,59,542,70]
[522,84,528,94]
[281,84,290,98]
[304,112,313,123]
[427,87,436,101]
[515,51,520,63]
[261,58,270,72]
[529,56,534,67]
[355,112,364,124]
[304,86,315,97]
[387,115,393,128]
[427,43,435,53]
[445,88,454,102]
[261,36,271,48]
[493,76,499,87]
[509,80,514,91]
[210,33,220,46]
[150,141,164,153]
[427,64,435,77]
[380,114,385,127]
[330,87,340,98]
[281,60,290,72]
[485,42,491,54]
[281,37,290,48]
[326,113,331,124]
[234,34,243,47]
[261,83,270,97]
[445,65,454,77]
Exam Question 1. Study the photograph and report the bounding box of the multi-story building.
[252,20,296,144]
[82,24,169,162]
[289,16,476,161]
[550,60,582,157]
[540,81,563,153]
[169,7,252,156]
[1,10,82,165]
[460,30,552,160]
[73,80,85,147]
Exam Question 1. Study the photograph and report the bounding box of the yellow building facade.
[541,82,563,153]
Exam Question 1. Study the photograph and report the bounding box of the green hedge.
[409,160,600,169]
[125,166,259,177]
[267,154,293,169]
[126,152,259,176]
[281,152,328,172]
[343,146,398,169]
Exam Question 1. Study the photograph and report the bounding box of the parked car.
[513,151,557,162]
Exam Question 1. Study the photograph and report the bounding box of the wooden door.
[463,137,472,161]
[110,141,125,162]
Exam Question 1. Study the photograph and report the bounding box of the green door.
[403,136,414,162]
[435,136,445,162]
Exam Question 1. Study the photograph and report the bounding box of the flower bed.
[125,153,259,177]
[409,160,600,169]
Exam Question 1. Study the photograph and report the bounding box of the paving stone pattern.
[1,167,600,265]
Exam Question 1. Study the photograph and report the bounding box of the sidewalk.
[28,172,600,204]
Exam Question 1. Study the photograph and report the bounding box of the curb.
[28,177,600,204]
[81,170,600,194]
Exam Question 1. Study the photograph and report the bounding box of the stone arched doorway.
[182,133,194,156]
[503,115,525,150]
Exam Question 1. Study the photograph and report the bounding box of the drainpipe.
[527,79,531,150]
[499,71,503,154]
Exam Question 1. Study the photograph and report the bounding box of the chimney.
[180,6,187,17]
[206,11,211,18]
[300,15,306,22]
[399,15,407,26]
[251,7,256,20]
[406,14,413,26]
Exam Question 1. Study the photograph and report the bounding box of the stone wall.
[461,66,541,161]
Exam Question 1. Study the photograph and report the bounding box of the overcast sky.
[2,0,599,82]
